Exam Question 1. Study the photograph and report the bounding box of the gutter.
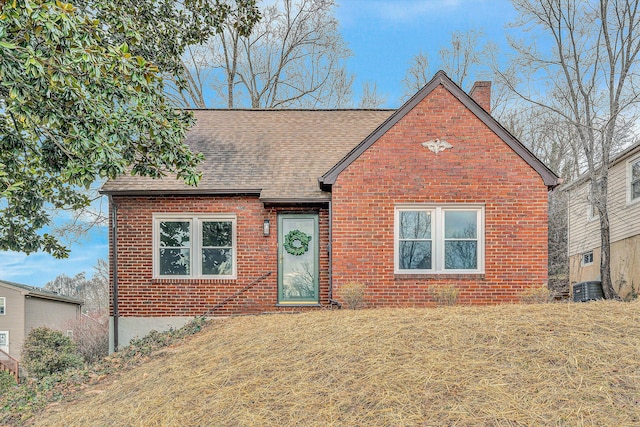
[108,195,120,351]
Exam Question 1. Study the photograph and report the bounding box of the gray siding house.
[0,280,82,361]
[567,142,640,299]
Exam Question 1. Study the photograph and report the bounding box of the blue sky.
[0,0,517,288]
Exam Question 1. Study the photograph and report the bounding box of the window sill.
[275,303,321,307]
[394,273,485,280]
[152,277,237,284]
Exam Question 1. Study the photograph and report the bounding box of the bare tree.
[548,189,570,297]
[358,81,387,108]
[439,29,487,89]
[44,259,109,316]
[402,51,431,98]
[177,0,353,108]
[500,0,640,299]
[402,30,489,101]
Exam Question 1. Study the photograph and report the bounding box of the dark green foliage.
[0,0,259,257]
[21,327,84,380]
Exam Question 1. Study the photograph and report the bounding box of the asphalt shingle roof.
[0,280,83,305]
[102,109,395,201]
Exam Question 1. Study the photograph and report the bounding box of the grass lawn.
[29,301,640,426]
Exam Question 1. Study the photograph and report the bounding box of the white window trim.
[0,331,8,348]
[581,251,594,266]
[394,204,485,274]
[0,297,5,315]
[153,213,237,279]
[627,155,640,206]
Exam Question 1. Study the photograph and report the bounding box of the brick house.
[102,71,559,349]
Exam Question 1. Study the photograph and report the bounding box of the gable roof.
[0,280,83,305]
[319,70,560,189]
[101,109,394,202]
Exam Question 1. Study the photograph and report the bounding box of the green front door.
[278,214,319,304]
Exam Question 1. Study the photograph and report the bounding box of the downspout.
[108,195,119,351]
[328,200,342,308]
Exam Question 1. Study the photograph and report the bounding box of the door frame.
[277,213,320,305]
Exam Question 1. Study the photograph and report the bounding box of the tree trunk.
[599,214,618,299]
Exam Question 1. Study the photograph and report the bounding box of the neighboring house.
[102,71,559,350]
[566,142,640,300]
[0,280,83,360]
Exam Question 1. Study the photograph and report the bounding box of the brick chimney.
[469,81,491,113]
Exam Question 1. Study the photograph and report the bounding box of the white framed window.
[0,297,4,315]
[581,251,594,266]
[395,205,484,274]
[66,330,74,338]
[628,156,640,204]
[153,214,237,279]
[0,331,8,350]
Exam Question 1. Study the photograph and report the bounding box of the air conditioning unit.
[573,281,604,302]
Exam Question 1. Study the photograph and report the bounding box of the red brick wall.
[331,84,549,306]
[110,195,330,317]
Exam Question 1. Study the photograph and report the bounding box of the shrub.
[431,285,459,306]
[0,371,16,392]
[66,315,109,364]
[21,327,84,379]
[341,282,366,309]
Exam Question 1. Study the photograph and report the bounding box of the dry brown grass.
[31,301,640,426]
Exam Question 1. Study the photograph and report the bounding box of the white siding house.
[0,280,82,360]
[567,143,640,299]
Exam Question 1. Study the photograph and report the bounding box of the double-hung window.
[395,205,484,274]
[629,157,640,203]
[0,297,4,315]
[153,214,237,279]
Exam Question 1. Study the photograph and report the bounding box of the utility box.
[573,281,604,302]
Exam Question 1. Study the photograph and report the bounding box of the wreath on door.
[283,229,312,256]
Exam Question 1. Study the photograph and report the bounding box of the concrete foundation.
[109,316,194,353]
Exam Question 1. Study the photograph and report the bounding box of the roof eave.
[261,197,330,205]
[25,293,83,305]
[100,188,263,196]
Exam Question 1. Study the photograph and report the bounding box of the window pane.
[202,221,232,247]
[633,181,640,200]
[159,248,190,275]
[0,334,6,346]
[632,161,640,180]
[400,211,431,239]
[399,241,432,269]
[445,241,477,269]
[160,222,190,247]
[202,248,233,276]
[444,211,477,239]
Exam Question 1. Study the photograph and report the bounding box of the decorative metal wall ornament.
[421,138,453,153]
[283,229,312,256]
